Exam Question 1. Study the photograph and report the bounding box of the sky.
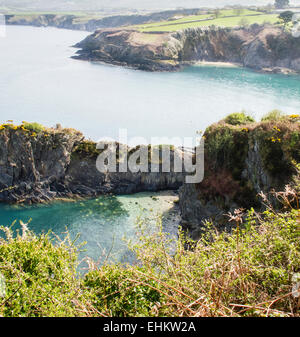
[1,0,300,11]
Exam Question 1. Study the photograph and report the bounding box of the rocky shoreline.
[0,125,191,204]
[74,24,300,74]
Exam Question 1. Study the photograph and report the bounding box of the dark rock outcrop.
[0,127,191,204]
[179,118,300,239]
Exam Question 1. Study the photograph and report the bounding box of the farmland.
[128,9,280,32]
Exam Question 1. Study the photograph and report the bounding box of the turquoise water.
[0,192,179,270]
[0,26,299,145]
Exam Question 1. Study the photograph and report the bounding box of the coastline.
[74,26,300,75]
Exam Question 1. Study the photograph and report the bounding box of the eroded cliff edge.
[74,24,300,74]
[0,124,190,204]
[179,116,300,239]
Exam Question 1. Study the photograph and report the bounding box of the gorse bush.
[224,112,255,125]
[22,122,45,133]
[0,189,299,317]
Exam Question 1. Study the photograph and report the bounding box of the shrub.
[0,224,93,317]
[22,122,45,133]
[125,198,300,317]
[261,110,285,122]
[83,265,164,317]
[225,112,255,125]
[73,140,99,157]
[203,124,250,183]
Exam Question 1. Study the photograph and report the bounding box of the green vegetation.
[225,112,255,125]
[261,110,300,123]
[279,11,294,24]
[202,122,252,204]
[84,266,163,317]
[22,122,45,133]
[201,112,300,206]
[255,119,300,176]
[72,140,100,158]
[261,109,288,122]
[0,121,45,135]
[279,10,295,30]
[5,12,103,26]
[0,224,92,317]
[1,190,299,316]
[128,9,279,32]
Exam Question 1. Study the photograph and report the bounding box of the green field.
[129,9,279,32]
[4,11,104,24]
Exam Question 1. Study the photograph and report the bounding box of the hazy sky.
[94,0,300,8]
[1,0,300,11]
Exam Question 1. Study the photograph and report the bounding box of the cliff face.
[0,126,190,204]
[75,25,300,74]
[176,25,300,73]
[0,126,84,203]
[179,118,300,239]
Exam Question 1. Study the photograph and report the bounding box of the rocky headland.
[74,24,300,74]
[179,115,300,239]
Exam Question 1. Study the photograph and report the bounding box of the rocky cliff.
[73,29,181,71]
[0,124,190,204]
[179,116,300,239]
[74,24,300,74]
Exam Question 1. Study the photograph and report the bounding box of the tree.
[279,10,294,27]
[275,0,290,9]
[213,9,221,19]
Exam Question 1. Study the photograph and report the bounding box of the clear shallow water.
[0,26,299,145]
[0,192,179,270]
